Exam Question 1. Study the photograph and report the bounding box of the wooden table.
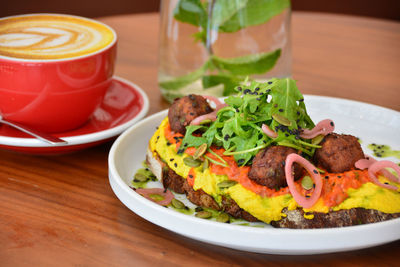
[1,12,399,266]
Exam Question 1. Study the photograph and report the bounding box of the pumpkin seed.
[195,210,212,219]
[312,134,325,145]
[272,113,292,126]
[216,213,230,223]
[199,119,212,125]
[301,175,314,190]
[217,180,238,189]
[171,198,185,209]
[193,143,207,159]
[134,173,148,182]
[183,156,202,167]
[202,158,209,172]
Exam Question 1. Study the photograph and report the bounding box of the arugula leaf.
[159,61,210,91]
[180,125,208,148]
[180,78,316,165]
[219,0,291,33]
[173,0,208,28]
[211,49,281,76]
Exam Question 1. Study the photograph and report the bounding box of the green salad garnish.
[180,77,316,165]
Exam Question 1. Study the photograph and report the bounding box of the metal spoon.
[0,115,68,145]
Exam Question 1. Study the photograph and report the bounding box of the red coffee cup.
[0,14,117,133]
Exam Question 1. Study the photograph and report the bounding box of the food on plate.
[135,78,400,229]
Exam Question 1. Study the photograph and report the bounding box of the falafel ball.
[313,133,364,173]
[248,146,303,189]
[168,94,213,135]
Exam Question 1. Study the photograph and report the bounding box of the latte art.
[0,14,115,60]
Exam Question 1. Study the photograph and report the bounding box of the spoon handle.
[0,117,68,145]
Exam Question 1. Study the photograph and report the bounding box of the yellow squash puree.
[150,118,400,223]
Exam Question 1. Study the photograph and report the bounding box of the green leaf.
[202,74,242,95]
[173,0,208,27]
[181,125,208,149]
[269,78,307,130]
[159,62,210,91]
[219,0,291,33]
[211,49,281,76]
[210,0,248,28]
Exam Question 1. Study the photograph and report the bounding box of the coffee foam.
[0,14,115,60]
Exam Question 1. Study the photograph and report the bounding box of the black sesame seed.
[325,176,329,179]
[235,108,239,112]
[285,133,289,137]
[190,112,194,116]
[279,108,284,112]
[268,81,273,84]
[296,111,300,115]
[170,158,174,162]
[224,134,230,141]
[166,141,171,146]
[163,188,167,193]
[313,169,318,174]
[189,174,193,178]
[174,163,178,168]
[376,153,382,157]
[299,98,304,102]
[156,136,160,139]
[256,97,261,101]
[337,175,342,178]
[244,89,251,94]
[188,94,195,100]
[330,121,334,126]
[305,195,310,198]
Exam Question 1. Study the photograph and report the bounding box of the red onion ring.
[285,153,322,209]
[300,119,335,139]
[368,160,400,190]
[355,156,399,183]
[135,188,174,206]
[262,124,278,138]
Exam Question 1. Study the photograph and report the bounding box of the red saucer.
[0,76,149,154]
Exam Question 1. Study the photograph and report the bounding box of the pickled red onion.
[203,95,224,107]
[368,160,400,190]
[262,124,278,138]
[190,96,227,125]
[190,110,218,125]
[135,188,174,206]
[300,119,335,139]
[355,156,399,183]
[285,153,322,208]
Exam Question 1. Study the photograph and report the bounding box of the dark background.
[2,0,400,21]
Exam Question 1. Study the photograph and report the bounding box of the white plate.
[108,95,400,255]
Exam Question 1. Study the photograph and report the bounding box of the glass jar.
[159,0,291,102]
